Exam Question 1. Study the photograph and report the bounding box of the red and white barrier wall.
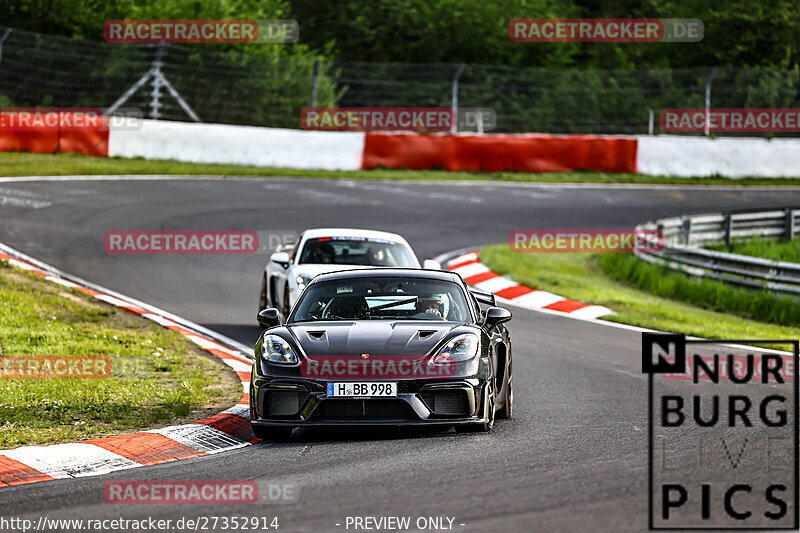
[362,132,637,173]
[3,114,800,178]
[636,135,800,178]
[0,112,108,157]
[108,122,636,173]
[109,119,366,171]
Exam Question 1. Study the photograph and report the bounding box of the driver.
[311,241,335,263]
[368,246,398,267]
[416,294,446,318]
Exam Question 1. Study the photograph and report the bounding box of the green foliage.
[291,0,800,69]
[1,0,338,126]
[3,1,800,131]
[599,253,800,327]
[6,0,800,69]
[5,0,304,57]
[291,0,577,67]
[709,236,800,263]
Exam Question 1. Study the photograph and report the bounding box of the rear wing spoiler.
[469,288,496,307]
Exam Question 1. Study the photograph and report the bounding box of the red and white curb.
[446,250,613,320]
[0,246,256,488]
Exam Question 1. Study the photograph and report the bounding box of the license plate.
[327,382,397,398]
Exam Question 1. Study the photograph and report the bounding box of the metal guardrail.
[635,208,800,295]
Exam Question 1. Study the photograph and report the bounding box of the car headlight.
[296,273,313,291]
[432,333,479,364]
[260,335,299,365]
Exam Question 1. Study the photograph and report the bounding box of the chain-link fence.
[1,25,799,135]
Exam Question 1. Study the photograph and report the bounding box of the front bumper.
[250,377,490,427]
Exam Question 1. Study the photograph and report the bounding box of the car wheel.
[455,380,496,433]
[483,380,496,431]
[497,358,513,419]
[259,274,268,311]
[251,424,293,441]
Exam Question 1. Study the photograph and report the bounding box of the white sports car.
[259,228,440,320]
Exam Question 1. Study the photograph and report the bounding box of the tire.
[455,380,496,433]
[497,358,513,419]
[251,424,293,441]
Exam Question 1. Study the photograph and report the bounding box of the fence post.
[785,208,794,241]
[656,223,665,249]
[682,218,692,244]
[0,28,12,74]
[451,63,465,134]
[149,44,166,120]
[310,59,320,108]
[703,66,719,136]
[724,213,733,248]
[648,109,654,135]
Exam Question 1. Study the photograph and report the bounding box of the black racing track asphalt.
[1,177,798,532]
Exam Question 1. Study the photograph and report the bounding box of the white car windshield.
[298,237,417,267]
[291,277,471,322]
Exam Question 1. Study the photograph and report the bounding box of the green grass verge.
[479,245,800,342]
[709,236,800,263]
[0,261,242,449]
[599,254,800,327]
[2,151,800,186]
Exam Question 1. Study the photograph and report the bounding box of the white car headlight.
[432,333,480,364]
[260,335,299,365]
[296,273,314,291]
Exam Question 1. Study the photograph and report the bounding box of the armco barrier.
[0,112,109,157]
[362,132,638,173]
[636,208,800,295]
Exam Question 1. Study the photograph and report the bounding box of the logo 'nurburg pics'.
[643,333,686,374]
[642,333,798,530]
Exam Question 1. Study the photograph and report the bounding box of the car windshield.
[298,237,417,267]
[291,277,471,322]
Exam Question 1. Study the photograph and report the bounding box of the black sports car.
[250,268,513,440]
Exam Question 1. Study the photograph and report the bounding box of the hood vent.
[307,330,326,340]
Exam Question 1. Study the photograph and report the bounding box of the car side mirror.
[257,308,281,328]
[270,251,290,269]
[484,306,511,330]
[423,259,442,270]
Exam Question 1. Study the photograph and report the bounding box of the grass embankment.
[3,151,800,186]
[0,261,242,448]
[479,246,800,341]
[709,236,800,263]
